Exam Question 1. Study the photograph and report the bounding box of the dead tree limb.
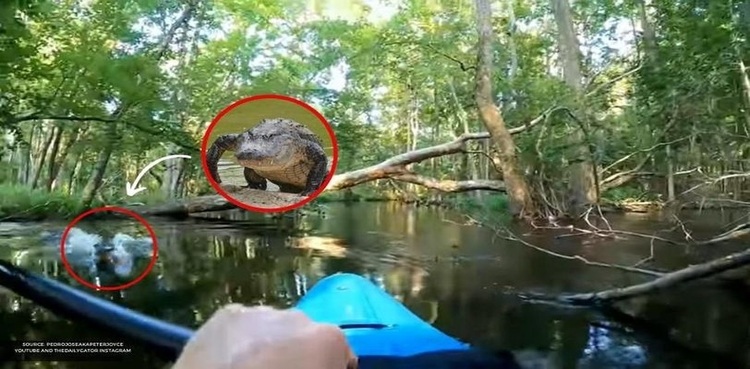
[326,107,557,191]
[560,245,750,304]
[694,223,750,245]
[599,118,680,191]
[391,174,505,192]
[115,109,555,218]
[678,172,750,198]
[112,105,622,218]
[126,196,235,217]
[499,228,665,277]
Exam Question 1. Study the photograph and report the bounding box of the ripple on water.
[1,205,748,369]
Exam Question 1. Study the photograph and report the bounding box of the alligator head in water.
[206,118,329,196]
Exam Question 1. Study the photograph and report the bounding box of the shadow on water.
[0,203,749,368]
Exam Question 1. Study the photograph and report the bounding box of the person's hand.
[172,304,357,369]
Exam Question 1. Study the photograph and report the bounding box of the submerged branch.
[695,223,750,246]
[498,228,665,277]
[560,246,750,304]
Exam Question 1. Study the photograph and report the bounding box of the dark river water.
[0,203,749,369]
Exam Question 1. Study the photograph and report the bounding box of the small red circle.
[201,94,339,213]
[59,206,159,291]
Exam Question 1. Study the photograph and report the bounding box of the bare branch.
[392,174,505,192]
[152,2,196,59]
[679,172,750,197]
[11,114,117,125]
[602,136,690,173]
[423,44,475,71]
[326,107,557,191]
[585,64,643,98]
[695,223,750,246]
[496,227,664,277]
[599,114,680,190]
[561,245,750,303]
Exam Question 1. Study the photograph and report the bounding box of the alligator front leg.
[206,134,240,184]
[300,145,328,196]
[243,167,267,190]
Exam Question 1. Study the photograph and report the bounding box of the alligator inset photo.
[205,117,334,209]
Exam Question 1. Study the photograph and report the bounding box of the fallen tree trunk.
[120,110,558,217]
[120,101,715,219]
[127,195,234,217]
[560,245,750,304]
[124,177,506,217]
[695,223,750,245]
[325,109,553,192]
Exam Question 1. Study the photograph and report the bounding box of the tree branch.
[326,107,556,190]
[11,114,117,125]
[599,117,680,190]
[392,174,505,192]
[561,245,750,304]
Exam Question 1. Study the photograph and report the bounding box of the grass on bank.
[0,184,95,221]
[1,181,651,222]
[0,184,174,221]
[601,186,662,206]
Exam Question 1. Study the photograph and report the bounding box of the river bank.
[1,182,747,222]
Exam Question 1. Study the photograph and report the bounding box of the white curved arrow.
[125,154,192,196]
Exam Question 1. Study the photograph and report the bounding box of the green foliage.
[601,187,659,204]
[453,194,509,213]
[0,184,99,221]
[313,186,387,203]
[1,0,748,216]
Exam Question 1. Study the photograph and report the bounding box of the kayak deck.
[295,273,469,357]
[0,261,520,368]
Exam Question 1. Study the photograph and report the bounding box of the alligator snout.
[235,148,268,161]
[236,144,295,168]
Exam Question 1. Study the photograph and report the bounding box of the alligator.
[206,118,329,196]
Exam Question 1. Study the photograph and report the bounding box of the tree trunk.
[30,123,56,189]
[666,143,675,201]
[15,141,29,184]
[43,124,63,191]
[473,0,536,217]
[81,121,117,206]
[66,152,83,196]
[47,126,82,191]
[22,126,36,184]
[638,0,657,52]
[161,143,186,199]
[79,3,196,207]
[550,0,597,214]
[449,79,481,200]
[738,57,750,134]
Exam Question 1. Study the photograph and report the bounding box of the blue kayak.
[296,273,469,357]
[0,261,519,367]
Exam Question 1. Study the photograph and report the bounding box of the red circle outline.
[200,94,339,213]
[59,206,159,291]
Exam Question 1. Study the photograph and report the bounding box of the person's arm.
[172,304,357,369]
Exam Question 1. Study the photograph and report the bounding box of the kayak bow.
[296,273,469,357]
[0,261,517,368]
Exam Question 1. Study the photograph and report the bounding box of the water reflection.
[0,203,748,368]
[579,326,647,368]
